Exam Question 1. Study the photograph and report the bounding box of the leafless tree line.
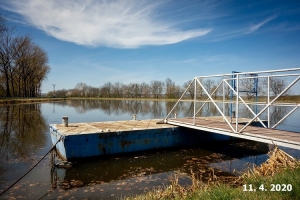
[0,15,50,97]
[51,79,181,99]
[48,74,291,100]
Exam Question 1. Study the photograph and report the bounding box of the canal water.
[0,99,299,199]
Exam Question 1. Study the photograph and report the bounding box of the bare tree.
[100,82,113,97]
[224,83,231,100]
[150,80,164,98]
[211,85,219,99]
[75,82,88,97]
[240,77,259,100]
[27,44,50,97]
[126,83,141,98]
[0,15,49,97]
[132,83,142,98]
[203,79,215,96]
[111,82,123,98]
[0,20,15,97]
[121,84,129,98]
[269,77,290,96]
[183,80,194,99]
[174,85,182,98]
[165,77,176,99]
[140,82,151,98]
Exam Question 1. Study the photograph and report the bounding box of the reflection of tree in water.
[0,104,47,173]
[165,101,177,117]
[237,104,288,128]
[270,106,288,127]
[151,101,163,118]
[64,100,167,118]
[65,100,287,121]
[182,101,194,117]
[64,100,229,119]
[165,101,191,118]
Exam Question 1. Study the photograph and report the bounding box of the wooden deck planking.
[167,117,300,149]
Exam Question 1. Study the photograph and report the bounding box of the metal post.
[230,74,234,121]
[255,75,258,116]
[223,77,225,122]
[62,116,68,127]
[193,79,197,125]
[267,76,270,128]
[236,74,239,132]
[52,84,56,97]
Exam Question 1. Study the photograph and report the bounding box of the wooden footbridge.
[164,68,300,150]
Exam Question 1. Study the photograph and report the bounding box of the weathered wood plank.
[168,117,300,148]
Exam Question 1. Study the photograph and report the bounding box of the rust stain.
[120,140,132,149]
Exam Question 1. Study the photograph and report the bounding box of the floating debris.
[70,180,84,187]
[55,161,73,169]
[59,179,84,190]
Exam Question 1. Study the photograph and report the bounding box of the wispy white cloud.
[246,15,277,34]
[3,0,210,48]
[207,15,277,42]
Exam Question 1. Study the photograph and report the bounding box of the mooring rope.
[0,136,62,197]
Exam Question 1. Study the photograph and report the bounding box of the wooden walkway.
[167,117,300,150]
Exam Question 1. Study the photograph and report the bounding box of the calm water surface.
[0,99,299,199]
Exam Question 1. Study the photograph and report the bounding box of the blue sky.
[1,0,300,93]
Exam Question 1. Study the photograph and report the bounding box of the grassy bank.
[125,147,300,200]
[124,168,300,200]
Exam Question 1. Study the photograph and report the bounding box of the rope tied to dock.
[0,136,62,197]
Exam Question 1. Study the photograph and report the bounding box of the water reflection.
[55,100,291,130]
[0,100,299,199]
[0,104,48,174]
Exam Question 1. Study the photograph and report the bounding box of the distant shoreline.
[0,96,298,105]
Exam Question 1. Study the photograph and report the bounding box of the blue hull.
[50,125,232,160]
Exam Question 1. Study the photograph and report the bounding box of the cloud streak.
[246,15,277,34]
[4,0,210,48]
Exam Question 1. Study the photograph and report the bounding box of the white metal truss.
[165,68,300,134]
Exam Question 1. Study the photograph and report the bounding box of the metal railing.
[165,68,300,133]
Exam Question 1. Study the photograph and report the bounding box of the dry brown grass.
[241,146,300,179]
